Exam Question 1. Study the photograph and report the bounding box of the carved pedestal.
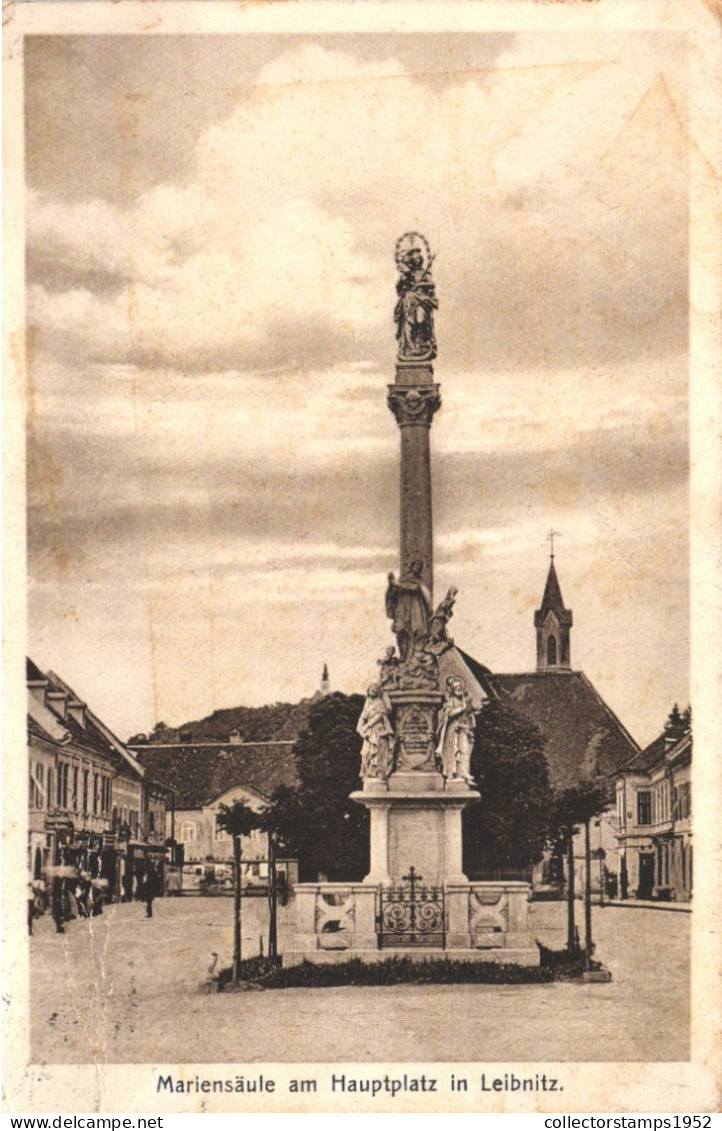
[283,880,539,967]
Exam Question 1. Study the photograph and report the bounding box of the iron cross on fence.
[402,865,422,892]
[402,866,421,932]
[547,529,562,559]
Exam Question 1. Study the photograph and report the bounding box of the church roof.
[534,560,572,627]
[132,741,298,810]
[476,668,639,790]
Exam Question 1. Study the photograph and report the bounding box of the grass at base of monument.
[216,945,592,990]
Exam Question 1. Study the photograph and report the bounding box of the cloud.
[27,38,689,376]
[24,35,693,743]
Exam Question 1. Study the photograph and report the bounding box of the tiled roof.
[132,742,298,809]
[27,657,48,682]
[618,725,691,777]
[455,648,493,685]
[26,660,133,769]
[619,732,668,774]
[27,713,64,745]
[480,670,639,790]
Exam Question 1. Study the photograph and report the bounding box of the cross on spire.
[546,529,562,560]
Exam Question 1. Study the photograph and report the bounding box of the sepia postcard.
[3,0,721,1116]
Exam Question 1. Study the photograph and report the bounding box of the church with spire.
[534,555,573,672]
[439,552,639,792]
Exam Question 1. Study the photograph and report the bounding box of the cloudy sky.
[25,30,691,745]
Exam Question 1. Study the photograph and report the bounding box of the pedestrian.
[51,877,66,934]
[28,872,37,935]
[145,865,158,918]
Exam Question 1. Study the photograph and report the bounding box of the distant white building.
[614,706,692,902]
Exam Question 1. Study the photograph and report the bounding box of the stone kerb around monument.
[284,880,539,968]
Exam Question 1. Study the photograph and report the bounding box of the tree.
[551,780,610,957]
[463,700,554,875]
[267,692,368,882]
[216,800,263,982]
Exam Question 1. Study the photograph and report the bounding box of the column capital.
[387,384,441,428]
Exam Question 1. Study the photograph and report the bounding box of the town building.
[614,706,692,901]
[132,738,299,889]
[27,659,171,899]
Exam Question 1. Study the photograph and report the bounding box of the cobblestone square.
[29,897,690,1064]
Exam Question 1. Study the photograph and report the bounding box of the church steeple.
[534,553,573,671]
[320,663,331,695]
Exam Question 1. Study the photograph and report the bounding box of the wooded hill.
[128,697,317,746]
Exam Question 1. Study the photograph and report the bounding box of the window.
[181,823,198,842]
[57,763,69,809]
[36,763,45,809]
[546,635,557,666]
[148,811,155,833]
[47,769,54,811]
[82,770,89,814]
[29,772,35,808]
[637,790,652,826]
[72,766,79,811]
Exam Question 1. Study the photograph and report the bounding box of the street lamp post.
[560,826,576,953]
[267,832,278,960]
[584,818,593,970]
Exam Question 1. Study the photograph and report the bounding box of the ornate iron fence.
[377,866,445,948]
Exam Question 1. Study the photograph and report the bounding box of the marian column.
[351,234,479,886]
[289,236,538,965]
[387,232,441,597]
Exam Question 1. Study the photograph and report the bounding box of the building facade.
[614,706,692,902]
[132,737,300,889]
[27,659,170,899]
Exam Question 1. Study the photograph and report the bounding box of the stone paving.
[29,896,690,1064]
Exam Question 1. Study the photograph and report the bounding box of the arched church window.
[546,635,557,666]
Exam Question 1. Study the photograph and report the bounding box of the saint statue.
[394,233,438,363]
[385,560,432,662]
[357,684,395,781]
[436,675,477,785]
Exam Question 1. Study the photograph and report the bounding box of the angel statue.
[394,232,438,363]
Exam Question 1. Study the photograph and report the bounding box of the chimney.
[46,691,69,719]
[67,699,86,728]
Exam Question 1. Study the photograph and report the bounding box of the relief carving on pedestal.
[315,890,356,938]
[469,890,509,945]
[395,703,437,773]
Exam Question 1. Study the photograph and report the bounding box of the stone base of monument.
[283,880,540,968]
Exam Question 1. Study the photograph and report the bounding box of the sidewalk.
[600,898,692,913]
